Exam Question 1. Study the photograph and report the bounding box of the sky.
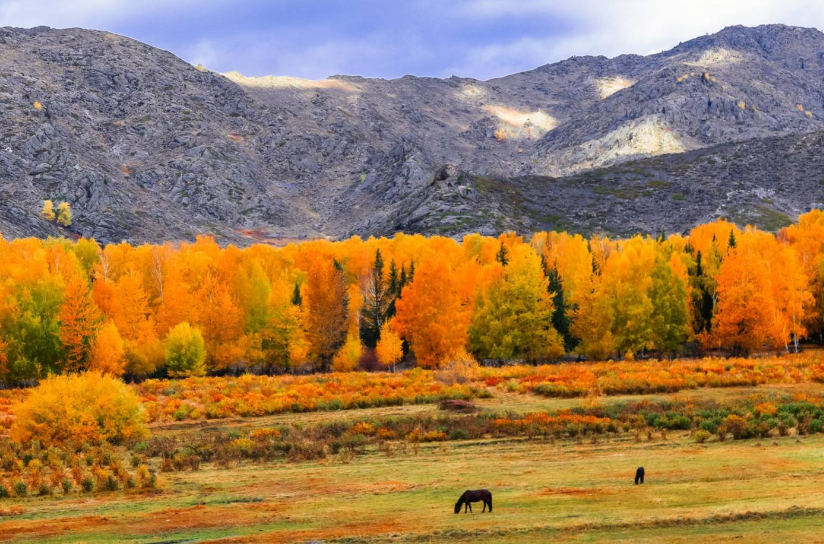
[1,0,822,80]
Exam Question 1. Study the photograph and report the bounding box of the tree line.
[1,211,823,382]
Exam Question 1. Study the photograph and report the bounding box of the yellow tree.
[56,202,72,227]
[468,245,563,361]
[570,266,614,360]
[59,274,102,372]
[393,259,470,368]
[88,322,126,376]
[164,322,206,378]
[332,333,362,372]
[194,272,246,371]
[303,259,349,371]
[97,273,162,375]
[41,200,55,221]
[765,241,814,352]
[261,277,307,371]
[154,265,195,336]
[376,320,403,371]
[784,209,824,337]
[600,237,657,357]
[649,247,691,354]
[712,231,774,353]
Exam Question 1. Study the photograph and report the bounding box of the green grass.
[754,206,793,232]
[7,384,824,542]
[592,186,642,200]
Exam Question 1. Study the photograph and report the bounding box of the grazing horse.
[454,489,492,514]
[635,466,645,485]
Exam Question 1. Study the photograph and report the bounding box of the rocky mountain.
[1,24,823,244]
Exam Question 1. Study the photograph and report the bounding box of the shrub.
[136,465,156,488]
[694,430,711,443]
[164,323,207,378]
[722,415,747,440]
[11,372,148,447]
[0,484,9,498]
[103,475,120,492]
[81,477,95,492]
[13,481,27,497]
[435,351,479,385]
[61,479,73,494]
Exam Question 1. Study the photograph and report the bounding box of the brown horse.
[454,489,492,513]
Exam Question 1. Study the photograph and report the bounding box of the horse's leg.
[468,502,473,513]
[482,501,487,512]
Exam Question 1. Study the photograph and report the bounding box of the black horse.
[454,489,492,513]
[635,466,645,485]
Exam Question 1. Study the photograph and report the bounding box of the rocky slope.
[0,24,823,244]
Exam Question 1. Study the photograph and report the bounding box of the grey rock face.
[0,24,823,244]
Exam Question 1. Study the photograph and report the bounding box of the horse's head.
[454,496,463,514]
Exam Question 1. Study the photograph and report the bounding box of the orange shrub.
[134,369,479,423]
[11,372,148,446]
[478,354,822,398]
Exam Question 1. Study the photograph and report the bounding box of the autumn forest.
[1,211,823,385]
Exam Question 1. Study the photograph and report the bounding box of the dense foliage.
[135,370,482,422]
[2,211,824,381]
[479,354,824,398]
[10,372,148,446]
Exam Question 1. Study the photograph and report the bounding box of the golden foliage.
[1,211,824,381]
[59,274,102,372]
[394,259,471,368]
[88,322,126,376]
[11,372,147,446]
[376,321,403,370]
[164,322,206,378]
[331,333,362,372]
[435,350,479,385]
[56,202,72,226]
[40,200,55,221]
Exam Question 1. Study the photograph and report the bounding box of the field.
[6,357,824,542]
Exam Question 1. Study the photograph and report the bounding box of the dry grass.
[6,382,824,542]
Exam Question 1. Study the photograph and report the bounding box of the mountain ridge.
[0,23,823,244]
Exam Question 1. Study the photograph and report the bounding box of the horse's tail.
[488,493,493,512]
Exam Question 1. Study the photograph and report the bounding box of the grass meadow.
[5,380,824,542]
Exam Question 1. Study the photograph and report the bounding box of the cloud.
[185,39,220,70]
[0,0,196,29]
[1,0,822,80]
[453,0,821,77]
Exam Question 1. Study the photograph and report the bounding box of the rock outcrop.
[1,24,823,243]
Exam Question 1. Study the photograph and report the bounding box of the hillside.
[1,24,823,243]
